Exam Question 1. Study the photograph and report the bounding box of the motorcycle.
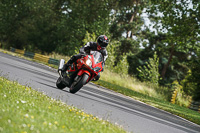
[56,51,104,94]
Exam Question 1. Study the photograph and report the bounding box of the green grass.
[1,48,200,126]
[0,77,126,133]
[100,70,171,100]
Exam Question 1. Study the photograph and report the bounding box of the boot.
[61,63,70,72]
[62,56,76,72]
[61,63,70,77]
[60,63,70,84]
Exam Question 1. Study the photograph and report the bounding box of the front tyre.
[56,77,66,89]
[70,74,89,94]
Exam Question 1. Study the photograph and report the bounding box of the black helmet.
[97,35,109,49]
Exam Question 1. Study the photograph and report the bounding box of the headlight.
[94,67,101,72]
[86,59,92,67]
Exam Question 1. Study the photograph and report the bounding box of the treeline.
[0,0,199,100]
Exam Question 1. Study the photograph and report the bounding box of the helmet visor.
[101,42,108,48]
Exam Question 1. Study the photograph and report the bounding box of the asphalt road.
[0,51,200,133]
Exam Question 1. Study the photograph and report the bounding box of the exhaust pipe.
[58,59,65,77]
[59,59,65,70]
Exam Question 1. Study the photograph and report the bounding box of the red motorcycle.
[56,51,103,93]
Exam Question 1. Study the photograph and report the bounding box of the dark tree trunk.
[161,45,175,79]
[126,13,135,38]
[126,0,138,38]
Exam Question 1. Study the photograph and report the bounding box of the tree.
[0,0,114,54]
[56,0,112,55]
[0,0,31,48]
[181,47,200,100]
[108,0,149,71]
[148,0,200,79]
[109,0,147,53]
[0,0,61,53]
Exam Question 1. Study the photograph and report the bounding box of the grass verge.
[0,77,126,133]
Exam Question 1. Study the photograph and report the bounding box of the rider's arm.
[102,49,108,63]
[101,49,108,72]
[79,46,86,54]
[79,42,92,55]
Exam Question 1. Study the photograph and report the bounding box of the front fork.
[77,70,91,83]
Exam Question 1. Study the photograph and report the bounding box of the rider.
[61,35,109,81]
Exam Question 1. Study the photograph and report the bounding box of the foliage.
[147,0,200,79]
[172,80,191,107]
[180,46,200,100]
[181,70,196,96]
[109,0,146,58]
[137,52,160,85]
[109,0,147,39]
[105,40,119,70]
[113,53,129,75]
[82,31,97,45]
[0,0,112,55]
[181,66,200,100]
[74,31,97,54]
[106,40,129,75]
[0,0,60,53]
[55,0,112,55]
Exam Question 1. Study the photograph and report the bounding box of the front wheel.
[70,74,89,94]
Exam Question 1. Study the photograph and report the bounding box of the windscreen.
[90,51,103,64]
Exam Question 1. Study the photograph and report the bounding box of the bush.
[106,41,129,75]
[172,81,191,107]
[82,31,97,45]
[181,69,200,100]
[137,52,160,86]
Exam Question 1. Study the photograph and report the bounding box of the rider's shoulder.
[99,48,107,56]
[85,42,96,47]
[90,42,97,45]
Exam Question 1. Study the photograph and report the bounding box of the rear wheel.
[70,74,89,94]
[56,77,66,89]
